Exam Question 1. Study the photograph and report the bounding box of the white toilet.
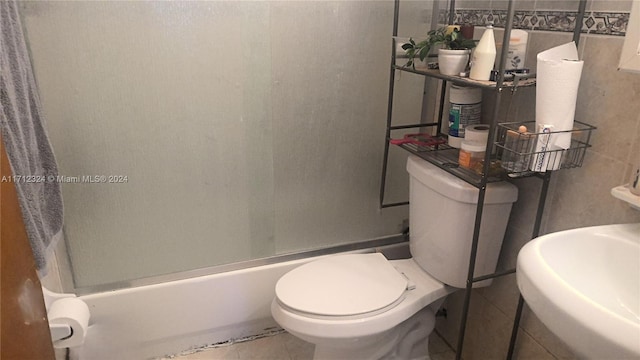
[271,155,518,359]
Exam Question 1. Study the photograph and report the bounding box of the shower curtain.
[0,0,64,274]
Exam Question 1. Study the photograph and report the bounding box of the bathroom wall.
[20,1,434,290]
[435,0,640,359]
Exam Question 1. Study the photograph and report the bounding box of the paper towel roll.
[536,42,583,148]
[534,42,583,171]
[48,297,90,348]
[464,124,490,143]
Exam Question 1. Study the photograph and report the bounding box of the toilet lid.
[275,253,408,317]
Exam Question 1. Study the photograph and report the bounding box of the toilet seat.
[275,253,408,318]
[271,257,453,342]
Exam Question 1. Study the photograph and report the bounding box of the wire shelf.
[390,120,596,186]
[392,37,537,90]
[393,65,537,89]
[494,121,596,176]
[393,135,506,187]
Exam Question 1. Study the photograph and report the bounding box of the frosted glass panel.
[20,1,428,288]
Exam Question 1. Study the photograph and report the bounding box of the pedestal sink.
[517,223,640,359]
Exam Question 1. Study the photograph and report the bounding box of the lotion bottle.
[470,25,496,81]
[506,29,528,70]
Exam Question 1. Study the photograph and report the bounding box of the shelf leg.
[573,0,588,45]
[435,81,447,136]
[506,295,525,360]
[506,171,552,359]
[455,182,487,360]
[378,0,401,208]
[455,279,473,360]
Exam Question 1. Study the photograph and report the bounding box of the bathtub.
[74,239,408,360]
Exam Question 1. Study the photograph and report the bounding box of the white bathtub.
[75,242,408,360]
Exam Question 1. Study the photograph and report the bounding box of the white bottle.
[470,25,496,81]
[506,30,528,70]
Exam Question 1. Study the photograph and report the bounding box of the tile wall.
[435,0,640,359]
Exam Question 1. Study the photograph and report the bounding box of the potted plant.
[402,27,476,75]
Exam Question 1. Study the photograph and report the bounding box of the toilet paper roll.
[464,124,490,143]
[48,297,90,348]
[535,42,583,150]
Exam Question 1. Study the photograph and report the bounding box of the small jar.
[458,141,486,169]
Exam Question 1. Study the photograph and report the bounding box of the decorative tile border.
[440,9,629,36]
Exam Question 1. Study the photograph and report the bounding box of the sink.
[517,223,640,359]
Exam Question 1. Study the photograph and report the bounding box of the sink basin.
[517,223,640,359]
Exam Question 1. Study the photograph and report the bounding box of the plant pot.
[438,49,471,76]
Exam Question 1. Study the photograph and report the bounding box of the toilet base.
[311,306,436,360]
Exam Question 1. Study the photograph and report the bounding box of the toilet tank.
[406,155,518,288]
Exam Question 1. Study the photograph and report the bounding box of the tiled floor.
[170,331,455,360]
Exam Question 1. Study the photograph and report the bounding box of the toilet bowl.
[271,254,455,359]
[271,156,518,359]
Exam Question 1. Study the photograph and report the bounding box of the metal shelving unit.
[391,66,538,89]
[378,0,591,359]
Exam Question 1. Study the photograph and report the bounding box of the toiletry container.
[460,24,474,41]
[459,141,486,169]
[501,126,533,173]
[470,25,497,81]
[448,85,482,148]
[506,30,528,70]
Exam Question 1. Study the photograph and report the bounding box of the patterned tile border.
[440,9,629,36]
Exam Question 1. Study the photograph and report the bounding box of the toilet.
[271,155,518,359]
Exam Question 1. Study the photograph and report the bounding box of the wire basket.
[494,121,596,174]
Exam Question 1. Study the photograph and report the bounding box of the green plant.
[402,27,476,69]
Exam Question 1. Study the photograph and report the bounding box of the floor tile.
[234,334,292,359]
[173,330,455,360]
[178,345,239,360]
[431,351,457,360]
[430,332,454,355]
[280,333,314,360]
